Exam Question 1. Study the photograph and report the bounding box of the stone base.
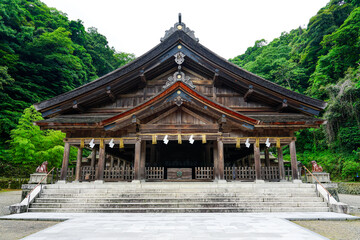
[21,184,37,201]
[292,179,303,184]
[29,173,53,184]
[255,180,265,184]
[307,172,331,183]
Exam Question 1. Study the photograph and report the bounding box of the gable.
[34,21,326,124]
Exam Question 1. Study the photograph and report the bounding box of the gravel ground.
[0,220,59,240]
[0,190,59,240]
[294,194,360,240]
[339,194,360,208]
[294,219,360,240]
[0,190,22,216]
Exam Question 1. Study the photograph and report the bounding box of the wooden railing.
[261,167,279,181]
[53,168,75,182]
[284,167,292,181]
[81,166,96,181]
[104,167,134,181]
[224,167,256,180]
[146,167,164,180]
[195,167,214,179]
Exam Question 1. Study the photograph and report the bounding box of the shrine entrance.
[149,141,213,180]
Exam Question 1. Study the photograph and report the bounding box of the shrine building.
[33,16,326,183]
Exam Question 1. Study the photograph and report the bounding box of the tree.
[6,106,76,176]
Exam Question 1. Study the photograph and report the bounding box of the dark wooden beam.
[182,106,212,124]
[213,70,221,87]
[254,140,261,180]
[106,86,116,102]
[243,85,254,102]
[134,139,141,180]
[60,142,70,181]
[75,147,83,181]
[218,114,226,124]
[276,99,288,112]
[96,139,106,180]
[290,140,299,180]
[147,106,178,124]
[72,103,85,113]
[131,115,141,124]
[277,147,285,180]
[217,138,224,180]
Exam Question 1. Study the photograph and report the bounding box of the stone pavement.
[1,212,358,240]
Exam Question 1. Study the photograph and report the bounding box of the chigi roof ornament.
[161,13,199,42]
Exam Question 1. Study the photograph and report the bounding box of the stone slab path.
[1,212,358,240]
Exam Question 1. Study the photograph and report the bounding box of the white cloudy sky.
[42,0,330,59]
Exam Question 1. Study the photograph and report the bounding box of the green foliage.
[230,0,360,180]
[4,106,77,177]
[338,182,360,194]
[0,0,135,164]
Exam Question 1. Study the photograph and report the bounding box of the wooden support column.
[140,141,146,179]
[213,142,218,179]
[122,160,126,169]
[90,149,96,168]
[134,139,141,180]
[60,142,70,181]
[217,138,224,180]
[277,147,285,180]
[290,140,299,180]
[110,155,114,168]
[254,142,261,180]
[265,148,270,167]
[75,147,83,181]
[96,139,106,180]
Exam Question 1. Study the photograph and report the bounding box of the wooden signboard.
[167,168,192,179]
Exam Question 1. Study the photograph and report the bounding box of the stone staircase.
[28,182,329,213]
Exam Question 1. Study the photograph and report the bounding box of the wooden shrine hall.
[34,16,326,183]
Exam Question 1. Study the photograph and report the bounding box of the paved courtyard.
[2,212,358,240]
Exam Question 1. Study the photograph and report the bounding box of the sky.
[41,0,330,59]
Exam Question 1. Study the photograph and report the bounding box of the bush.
[0,178,29,189]
[338,182,360,195]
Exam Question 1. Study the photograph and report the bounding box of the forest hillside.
[0,0,359,180]
[230,0,360,180]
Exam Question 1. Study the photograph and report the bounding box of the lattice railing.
[146,167,164,180]
[81,166,96,181]
[261,167,280,181]
[224,167,256,180]
[103,167,134,181]
[195,167,214,179]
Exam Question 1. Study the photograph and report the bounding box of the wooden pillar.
[290,140,299,180]
[122,160,126,169]
[60,142,70,180]
[96,139,106,180]
[277,147,285,180]
[90,149,96,168]
[217,138,224,180]
[140,141,146,179]
[134,139,141,180]
[265,148,270,167]
[150,145,155,165]
[213,141,218,179]
[75,147,83,181]
[110,155,114,168]
[254,142,261,180]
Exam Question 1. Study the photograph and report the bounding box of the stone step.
[41,188,315,194]
[30,201,328,209]
[38,192,318,199]
[45,183,315,189]
[34,196,324,203]
[28,206,330,213]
